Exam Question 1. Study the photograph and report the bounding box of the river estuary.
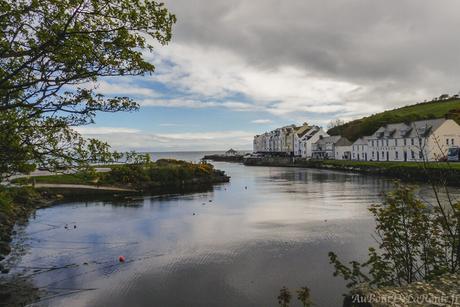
[4,156,459,307]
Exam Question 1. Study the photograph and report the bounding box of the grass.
[328,99,460,141]
[12,159,228,188]
[319,159,460,170]
[12,173,97,185]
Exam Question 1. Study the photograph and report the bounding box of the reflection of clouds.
[12,163,458,306]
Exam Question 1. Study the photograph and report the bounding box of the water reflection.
[5,163,459,307]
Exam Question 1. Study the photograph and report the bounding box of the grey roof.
[315,135,342,145]
[370,118,448,139]
[353,137,368,145]
[335,137,353,147]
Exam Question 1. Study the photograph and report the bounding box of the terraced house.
[253,123,326,157]
[352,137,369,161]
[365,118,460,162]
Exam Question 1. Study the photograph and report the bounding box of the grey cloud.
[163,0,460,107]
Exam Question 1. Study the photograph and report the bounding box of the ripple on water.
[6,162,458,307]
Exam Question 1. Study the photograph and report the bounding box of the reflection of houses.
[225,148,238,156]
[352,137,368,161]
[367,119,460,162]
[312,136,352,160]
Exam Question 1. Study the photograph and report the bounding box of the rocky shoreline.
[202,154,245,162]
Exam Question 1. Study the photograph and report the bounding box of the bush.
[101,160,222,188]
[329,183,460,288]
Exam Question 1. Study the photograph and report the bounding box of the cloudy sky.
[80,0,460,152]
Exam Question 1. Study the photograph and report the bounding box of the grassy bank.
[244,157,460,186]
[328,99,460,141]
[14,159,230,190]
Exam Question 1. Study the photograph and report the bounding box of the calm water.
[6,154,458,307]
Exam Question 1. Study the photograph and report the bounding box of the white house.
[312,136,352,159]
[352,137,369,161]
[225,148,238,156]
[292,123,313,156]
[299,126,329,158]
[367,118,460,162]
[334,137,353,160]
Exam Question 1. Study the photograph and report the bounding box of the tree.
[327,118,346,135]
[329,183,460,289]
[327,119,345,130]
[0,0,175,178]
[439,94,450,100]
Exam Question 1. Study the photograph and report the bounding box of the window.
[382,151,384,158]
[411,150,415,159]
[411,138,414,145]
[404,139,407,146]
[452,139,455,145]
[372,140,374,147]
[372,151,375,158]
[419,138,422,146]
[419,151,423,159]
[447,139,449,145]
[395,151,399,159]
[395,139,398,146]
[386,139,389,146]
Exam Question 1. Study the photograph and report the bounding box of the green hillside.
[328,99,460,142]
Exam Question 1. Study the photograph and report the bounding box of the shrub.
[329,183,460,288]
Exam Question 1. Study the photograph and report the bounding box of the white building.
[335,138,353,160]
[312,136,352,160]
[253,123,322,156]
[298,126,329,158]
[367,118,460,162]
[352,137,369,161]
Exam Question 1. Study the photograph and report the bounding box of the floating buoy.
[64,224,68,229]
[244,186,247,189]
[74,225,77,229]
[209,200,212,202]
[193,213,196,216]
[119,256,126,262]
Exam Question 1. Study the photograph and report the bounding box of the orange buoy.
[119,256,126,262]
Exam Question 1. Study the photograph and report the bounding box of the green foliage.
[329,183,460,289]
[0,188,13,214]
[16,160,226,189]
[277,286,313,307]
[0,0,175,179]
[327,99,460,141]
[103,160,220,188]
[277,287,292,307]
[319,159,460,170]
[297,287,313,307]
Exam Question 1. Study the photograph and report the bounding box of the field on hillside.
[328,99,460,141]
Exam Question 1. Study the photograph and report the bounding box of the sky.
[77,0,460,152]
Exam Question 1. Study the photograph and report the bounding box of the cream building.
[367,118,460,162]
[352,137,369,161]
[312,136,352,160]
[298,126,329,158]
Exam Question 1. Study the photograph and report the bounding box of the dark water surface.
[7,159,459,307]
